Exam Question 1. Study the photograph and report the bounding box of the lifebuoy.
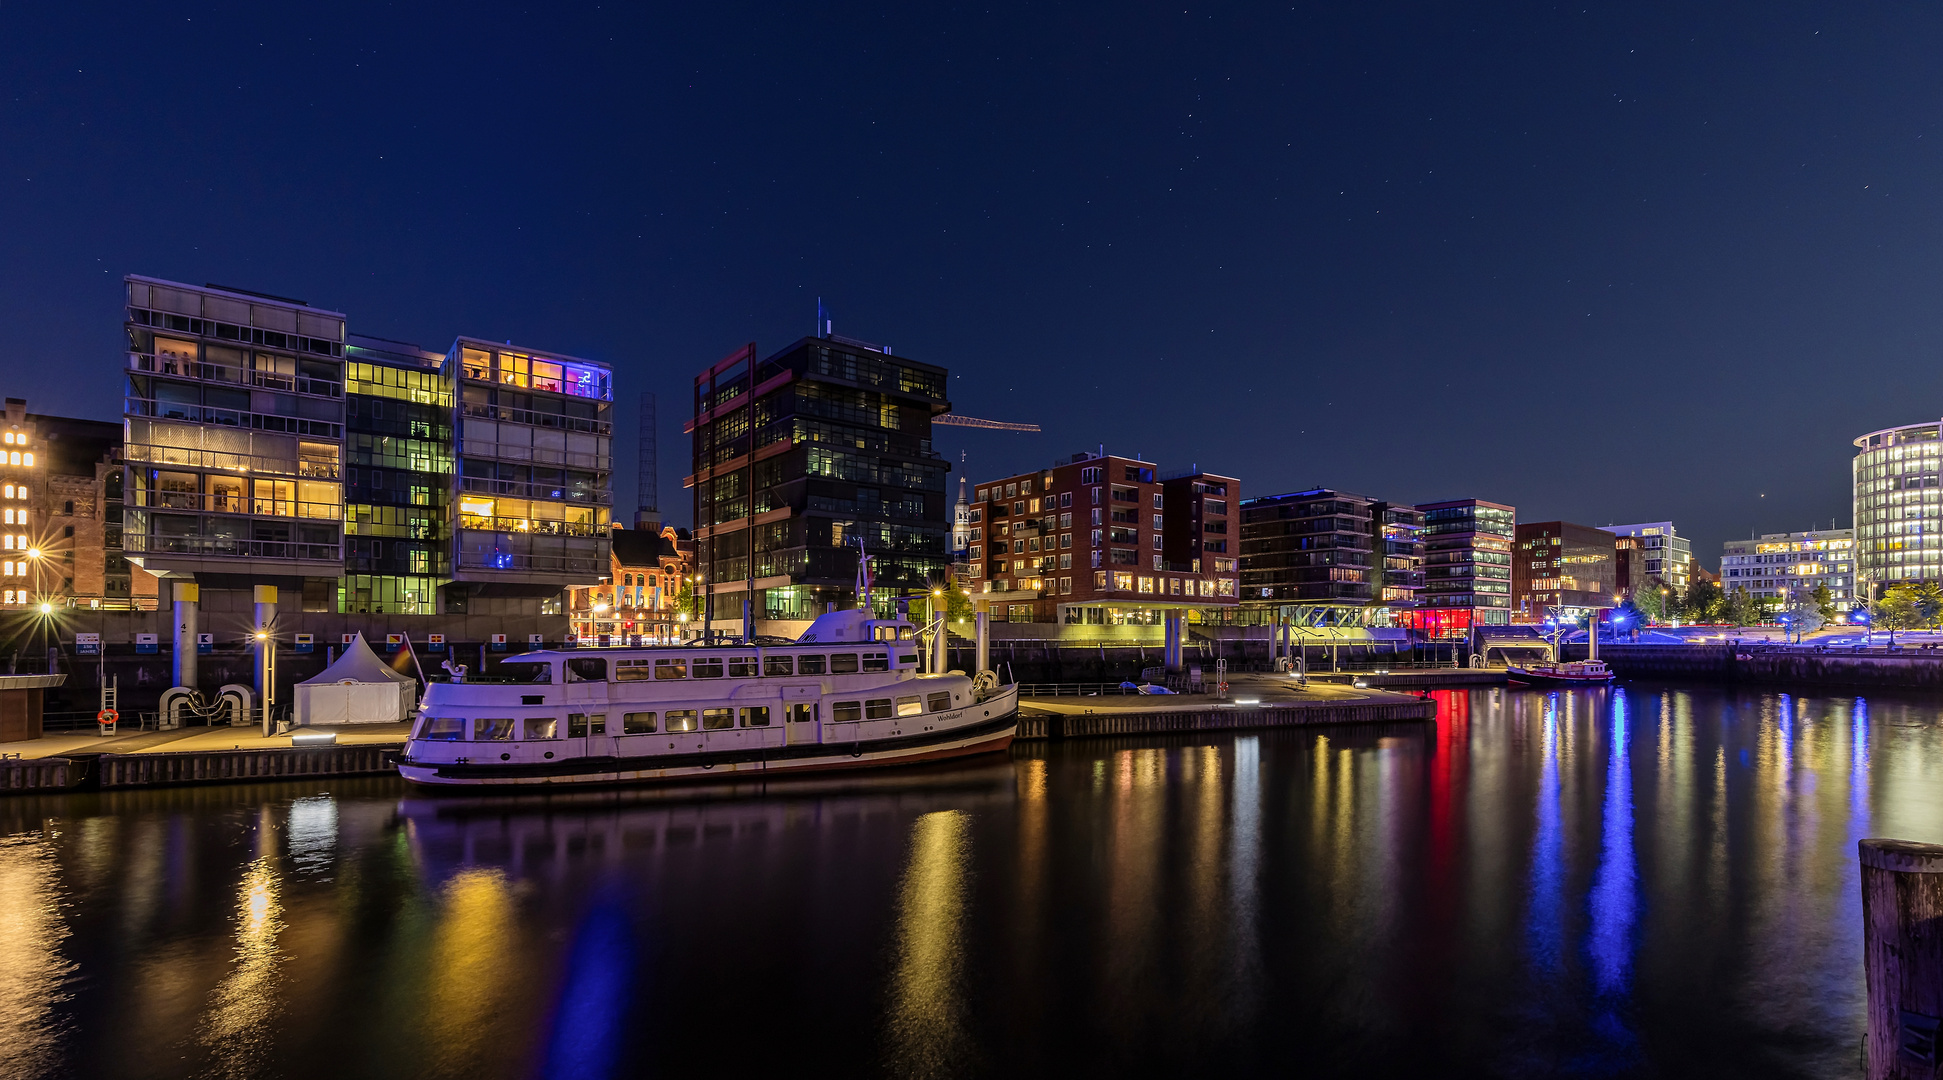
[97,708,118,725]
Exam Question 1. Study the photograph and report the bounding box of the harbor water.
[2,684,1938,1078]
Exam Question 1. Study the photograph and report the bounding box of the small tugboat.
[394,607,1018,790]
[1505,659,1616,687]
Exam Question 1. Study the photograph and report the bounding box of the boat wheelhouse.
[395,609,1018,788]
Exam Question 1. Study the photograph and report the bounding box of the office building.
[687,335,951,631]
[968,454,1240,623]
[1412,498,1515,634]
[123,275,612,618]
[1853,421,1943,595]
[1512,521,1617,621]
[1598,522,1690,592]
[1721,529,1857,612]
[1372,501,1426,613]
[1239,488,1377,611]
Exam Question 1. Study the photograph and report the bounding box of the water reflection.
[885,809,973,1079]
[199,852,285,1078]
[0,836,73,1080]
[5,687,1943,1078]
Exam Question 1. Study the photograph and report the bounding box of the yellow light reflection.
[0,838,73,1080]
[199,856,285,1076]
[424,868,517,1075]
[886,810,973,1078]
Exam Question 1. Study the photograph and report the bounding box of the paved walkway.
[1,723,413,760]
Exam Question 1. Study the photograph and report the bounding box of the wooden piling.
[1860,838,1943,1078]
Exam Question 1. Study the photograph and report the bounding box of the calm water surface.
[5,684,1943,1079]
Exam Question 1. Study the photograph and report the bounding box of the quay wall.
[1016,698,1437,739]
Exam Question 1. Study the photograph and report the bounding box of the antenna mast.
[636,392,658,529]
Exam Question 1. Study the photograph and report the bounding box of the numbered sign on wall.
[294,633,315,654]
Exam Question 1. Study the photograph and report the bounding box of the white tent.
[294,633,418,726]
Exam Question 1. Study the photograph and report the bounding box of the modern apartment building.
[968,454,1240,623]
[1372,502,1427,612]
[1598,521,1691,592]
[687,335,952,630]
[1853,421,1943,595]
[1412,498,1515,634]
[1511,521,1617,621]
[1240,488,1379,609]
[122,275,612,618]
[1721,529,1857,612]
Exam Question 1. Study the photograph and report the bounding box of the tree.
[1630,581,1666,625]
[1783,593,1826,642]
[1683,580,1724,623]
[1718,588,1759,629]
[1811,583,1840,627]
[1875,584,1923,645]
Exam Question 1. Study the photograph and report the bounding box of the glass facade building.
[1853,422,1943,594]
[1412,498,1515,633]
[1512,521,1617,620]
[1721,529,1857,611]
[689,336,951,627]
[1598,522,1691,591]
[121,276,612,614]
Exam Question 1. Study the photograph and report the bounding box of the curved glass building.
[1853,421,1943,593]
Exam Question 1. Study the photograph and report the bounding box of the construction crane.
[934,413,1041,432]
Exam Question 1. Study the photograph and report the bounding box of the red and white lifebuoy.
[97,708,118,729]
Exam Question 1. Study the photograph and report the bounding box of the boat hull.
[396,708,1018,789]
[1506,668,1616,688]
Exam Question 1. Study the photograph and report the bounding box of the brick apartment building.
[968,453,1239,623]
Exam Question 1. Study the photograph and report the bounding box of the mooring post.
[1861,838,1943,1078]
[974,598,990,674]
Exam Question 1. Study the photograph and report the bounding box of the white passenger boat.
[395,608,1019,789]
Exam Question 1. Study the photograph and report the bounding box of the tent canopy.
[300,633,416,687]
[295,633,417,725]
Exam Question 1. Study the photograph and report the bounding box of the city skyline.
[7,4,1943,571]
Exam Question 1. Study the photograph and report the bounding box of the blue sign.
[75,633,100,656]
[386,634,403,653]
[563,634,578,650]
[196,633,213,655]
[490,633,508,652]
[135,633,158,655]
[293,633,314,654]
[427,634,446,653]
[529,634,545,651]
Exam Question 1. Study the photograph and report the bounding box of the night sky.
[5,3,1940,568]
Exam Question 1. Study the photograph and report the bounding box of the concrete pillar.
[975,599,990,674]
[254,585,277,733]
[172,581,199,691]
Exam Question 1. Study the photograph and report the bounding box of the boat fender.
[851,745,864,758]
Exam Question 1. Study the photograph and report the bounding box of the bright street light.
[37,603,51,615]
[24,548,39,559]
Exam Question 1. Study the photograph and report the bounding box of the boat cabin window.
[764,655,794,677]
[927,692,952,712]
[787,703,815,724]
[567,658,607,682]
[874,625,899,642]
[568,713,603,737]
[693,657,725,679]
[523,717,558,740]
[702,707,734,730]
[895,696,922,717]
[654,658,687,680]
[862,652,890,673]
[798,654,826,675]
[622,711,656,734]
[865,698,894,720]
[831,701,862,723]
[830,653,859,674]
[665,709,698,733]
[420,716,464,741]
[740,706,770,727]
[474,718,515,741]
[503,660,551,683]
[728,656,759,678]
[899,652,919,666]
[615,659,652,682]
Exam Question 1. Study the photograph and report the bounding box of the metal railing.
[122,534,342,562]
[1016,683,1148,697]
[459,476,613,505]
[130,492,343,520]
[129,352,341,398]
[457,517,605,538]
[125,442,340,479]
[125,396,342,439]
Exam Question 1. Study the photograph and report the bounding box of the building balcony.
[129,352,341,398]
[124,532,341,564]
[125,395,342,440]
[125,442,339,479]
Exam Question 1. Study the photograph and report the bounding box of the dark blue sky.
[5,2,1939,566]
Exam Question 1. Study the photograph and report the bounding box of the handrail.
[125,442,340,479]
[129,352,341,398]
[130,492,343,520]
[123,534,341,561]
[457,517,605,538]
